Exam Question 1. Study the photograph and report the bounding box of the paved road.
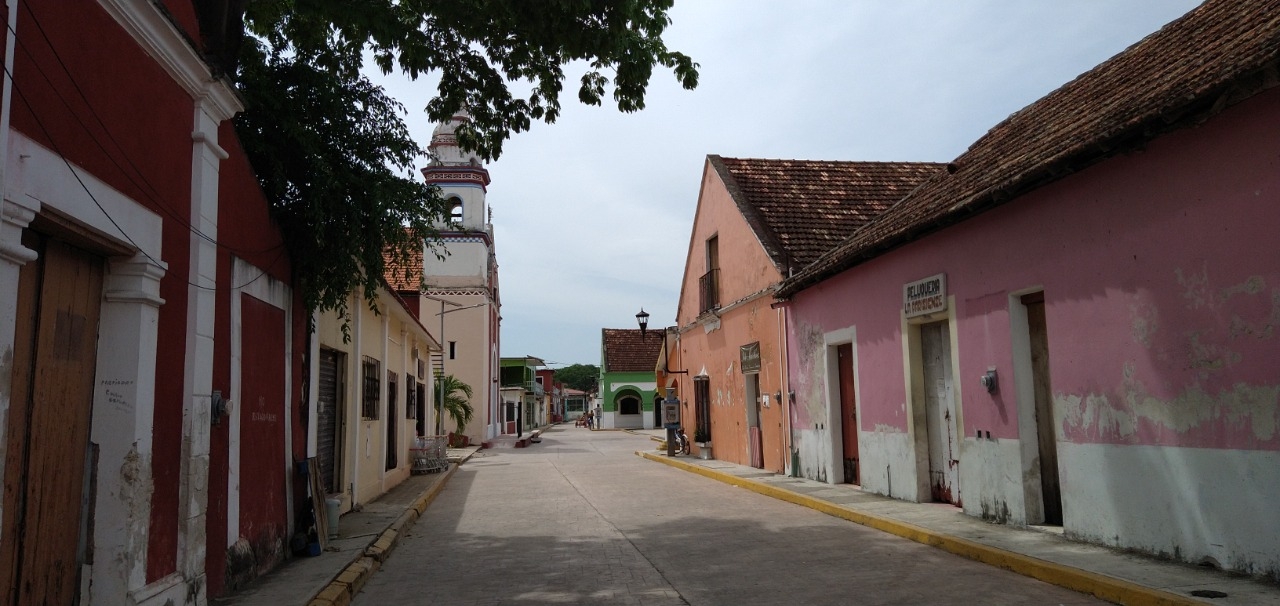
[353,426,1103,605]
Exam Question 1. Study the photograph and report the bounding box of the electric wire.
[13,4,286,256]
[4,60,286,292]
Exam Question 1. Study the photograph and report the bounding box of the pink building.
[777,0,1280,579]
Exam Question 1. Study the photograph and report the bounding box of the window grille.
[362,357,380,419]
[695,375,711,441]
[406,376,417,419]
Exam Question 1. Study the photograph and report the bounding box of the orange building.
[668,156,939,473]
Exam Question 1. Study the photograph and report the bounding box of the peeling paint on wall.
[0,345,11,398]
[1129,301,1159,349]
[1057,362,1279,447]
[1228,288,1280,340]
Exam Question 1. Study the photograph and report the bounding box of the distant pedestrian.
[593,405,602,429]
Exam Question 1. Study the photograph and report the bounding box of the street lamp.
[638,308,684,455]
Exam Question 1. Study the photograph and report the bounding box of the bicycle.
[673,427,690,455]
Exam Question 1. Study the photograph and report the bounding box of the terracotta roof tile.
[602,328,663,373]
[383,241,424,292]
[781,0,1280,295]
[709,156,943,272]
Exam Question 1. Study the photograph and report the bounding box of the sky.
[372,1,1203,368]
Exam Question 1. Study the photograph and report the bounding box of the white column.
[177,99,230,597]
[91,255,167,604]
[0,195,39,543]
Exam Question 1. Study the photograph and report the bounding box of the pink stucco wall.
[787,85,1280,452]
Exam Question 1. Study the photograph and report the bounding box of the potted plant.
[437,374,474,448]
[693,427,713,460]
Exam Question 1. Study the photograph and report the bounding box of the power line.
[6,62,286,292]
[12,4,285,256]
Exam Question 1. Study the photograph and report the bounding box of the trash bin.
[325,497,341,540]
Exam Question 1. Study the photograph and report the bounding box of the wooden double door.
[2,233,105,605]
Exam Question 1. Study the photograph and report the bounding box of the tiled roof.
[383,242,424,292]
[709,156,943,272]
[780,0,1280,296]
[602,328,663,373]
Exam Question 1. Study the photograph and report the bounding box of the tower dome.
[428,112,482,167]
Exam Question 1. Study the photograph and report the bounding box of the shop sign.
[903,273,947,318]
[740,341,761,373]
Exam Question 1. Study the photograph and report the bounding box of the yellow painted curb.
[309,465,457,605]
[637,451,1202,606]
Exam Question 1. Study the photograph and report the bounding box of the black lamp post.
[638,308,681,455]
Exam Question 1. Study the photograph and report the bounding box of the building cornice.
[678,284,778,335]
[97,0,243,120]
[422,165,491,188]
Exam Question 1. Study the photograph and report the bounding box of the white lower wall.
[792,428,834,483]
[1059,442,1280,579]
[613,413,643,429]
[858,427,918,500]
[958,436,1028,524]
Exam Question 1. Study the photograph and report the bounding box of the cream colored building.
[308,284,440,513]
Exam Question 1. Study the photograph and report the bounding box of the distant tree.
[555,364,600,392]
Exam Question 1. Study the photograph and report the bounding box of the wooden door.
[1024,293,1062,524]
[1,234,104,606]
[837,343,859,484]
[317,349,342,494]
[921,321,959,505]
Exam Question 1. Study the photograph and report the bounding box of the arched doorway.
[614,392,642,429]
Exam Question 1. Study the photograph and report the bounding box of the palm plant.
[435,374,474,435]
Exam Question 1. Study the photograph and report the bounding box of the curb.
[307,464,457,606]
[637,451,1203,606]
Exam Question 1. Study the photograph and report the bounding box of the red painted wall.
[12,1,198,582]
[15,3,305,592]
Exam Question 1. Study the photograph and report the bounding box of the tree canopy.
[554,364,600,392]
[232,1,698,318]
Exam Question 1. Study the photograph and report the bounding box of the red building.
[0,2,305,603]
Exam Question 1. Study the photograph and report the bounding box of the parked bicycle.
[673,427,690,455]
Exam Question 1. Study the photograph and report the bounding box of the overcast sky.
[373,1,1202,367]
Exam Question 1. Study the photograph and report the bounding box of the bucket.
[325,497,341,540]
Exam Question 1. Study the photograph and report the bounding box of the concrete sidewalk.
[214,446,480,606]
[637,449,1280,606]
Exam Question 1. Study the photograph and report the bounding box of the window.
[695,375,711,441]
[362,357,381,419]
[449,198,463,223]
[449,341,456,360]
[700,235,720,313]
[406,376,417,419]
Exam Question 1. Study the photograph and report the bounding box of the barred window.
[695,375,711,441]
[362,357,380,419]
[406,376,417,419]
